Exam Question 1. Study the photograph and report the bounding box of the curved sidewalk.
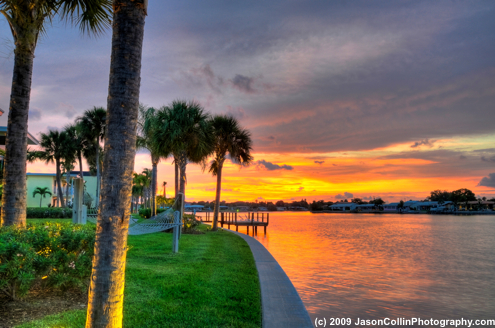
[226,228,313,328]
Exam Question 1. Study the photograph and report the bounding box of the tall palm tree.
[86,1,146,326]
[209,115,253,231]
[38,129,72,207]
[0,1,112,227]
[152,100,214,200]
[162,181,167,198]
[32,187,52,207]
[77,107,106,208]
[137,105,171,216]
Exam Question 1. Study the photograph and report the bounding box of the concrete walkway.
[226,229,313,328]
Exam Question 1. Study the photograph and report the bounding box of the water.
[244,212,495,325]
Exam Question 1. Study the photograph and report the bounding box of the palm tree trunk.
[65,170,71,206]
[151,155,157,216]
[40,196,42,208]
[212,161,224,231]
[79,151,85,183]
[95,142,100,208]
[55,159,65,208]
[86,1,146,326]
[174,157,179,198]
[1,39,36,227]
[54,179,59,207]
[179,152,187,198]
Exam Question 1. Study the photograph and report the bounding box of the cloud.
[29,109,42,121]
[297,187,304,192]
[46,126,60,132]
[478,173,495,188]
[335,192,354,199]
[231,74,255,93]
[205,187,233,192]
[57,103,78,119]
[481,156,495,163]
[411,139,436,148]
[459,155,467,160]
[226,106,248,120]
[314,160,325,165]
[257,197,265,200]
[257,160,293,171]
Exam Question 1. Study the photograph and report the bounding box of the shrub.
[26,207,72,219]
[0,222,95,300]
[183,214,201,234]
[138,207,167,219]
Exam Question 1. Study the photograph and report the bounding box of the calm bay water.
[245,212,495,324]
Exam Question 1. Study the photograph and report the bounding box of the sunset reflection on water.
[244,213,495,323]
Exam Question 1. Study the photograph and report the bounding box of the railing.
[87,207,98,219]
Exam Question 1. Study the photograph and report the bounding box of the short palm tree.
[0,0,112,227]
[38,130,71,207]
[141,168,152,209]
[32,187,52,207]
[137,105,171,216]
[131,172,144,212]
[151,100,214,200]
[77,107,106,207]
[209,115,253,231]
[64,123,86,181]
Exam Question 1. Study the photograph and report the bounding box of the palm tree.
[152,100,214,200]
[77,107,106,208]
[0,1,112,227]
[209,115,253,231]
[131,172,145,213]
[137,105,171,216]
[65,123,86,181]
[32,187,52,207]
[38,130,71,207]
[86,1,146,326]
[162,181,167,198]
[138,168,152,209]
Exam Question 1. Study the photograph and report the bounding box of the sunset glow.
[3,1,495,204]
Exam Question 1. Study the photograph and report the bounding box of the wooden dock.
[194,211,270,234]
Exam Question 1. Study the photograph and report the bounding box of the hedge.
[0,222,96,300]
[26,207,72,219]
[138,207,167,219]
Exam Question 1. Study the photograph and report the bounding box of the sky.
[1,1,495,203]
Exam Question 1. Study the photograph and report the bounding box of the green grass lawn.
[18,220,261,328]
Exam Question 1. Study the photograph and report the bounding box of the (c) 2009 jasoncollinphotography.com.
[313,317,495,327]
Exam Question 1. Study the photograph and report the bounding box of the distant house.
[329,203,357,212]
[235,206,250,212]
[27,172,97,207]
[356,204,376,212]
[0,126,39,146]
[184,204,205,212]
[383,203,399,212]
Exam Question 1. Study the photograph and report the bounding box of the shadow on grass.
[17,223,261,328]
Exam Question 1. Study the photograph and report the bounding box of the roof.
[0,126,39,145]
[70,171,93,177]
[27,172,94,177]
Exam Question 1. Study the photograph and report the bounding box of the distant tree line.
[427,188,494,204]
